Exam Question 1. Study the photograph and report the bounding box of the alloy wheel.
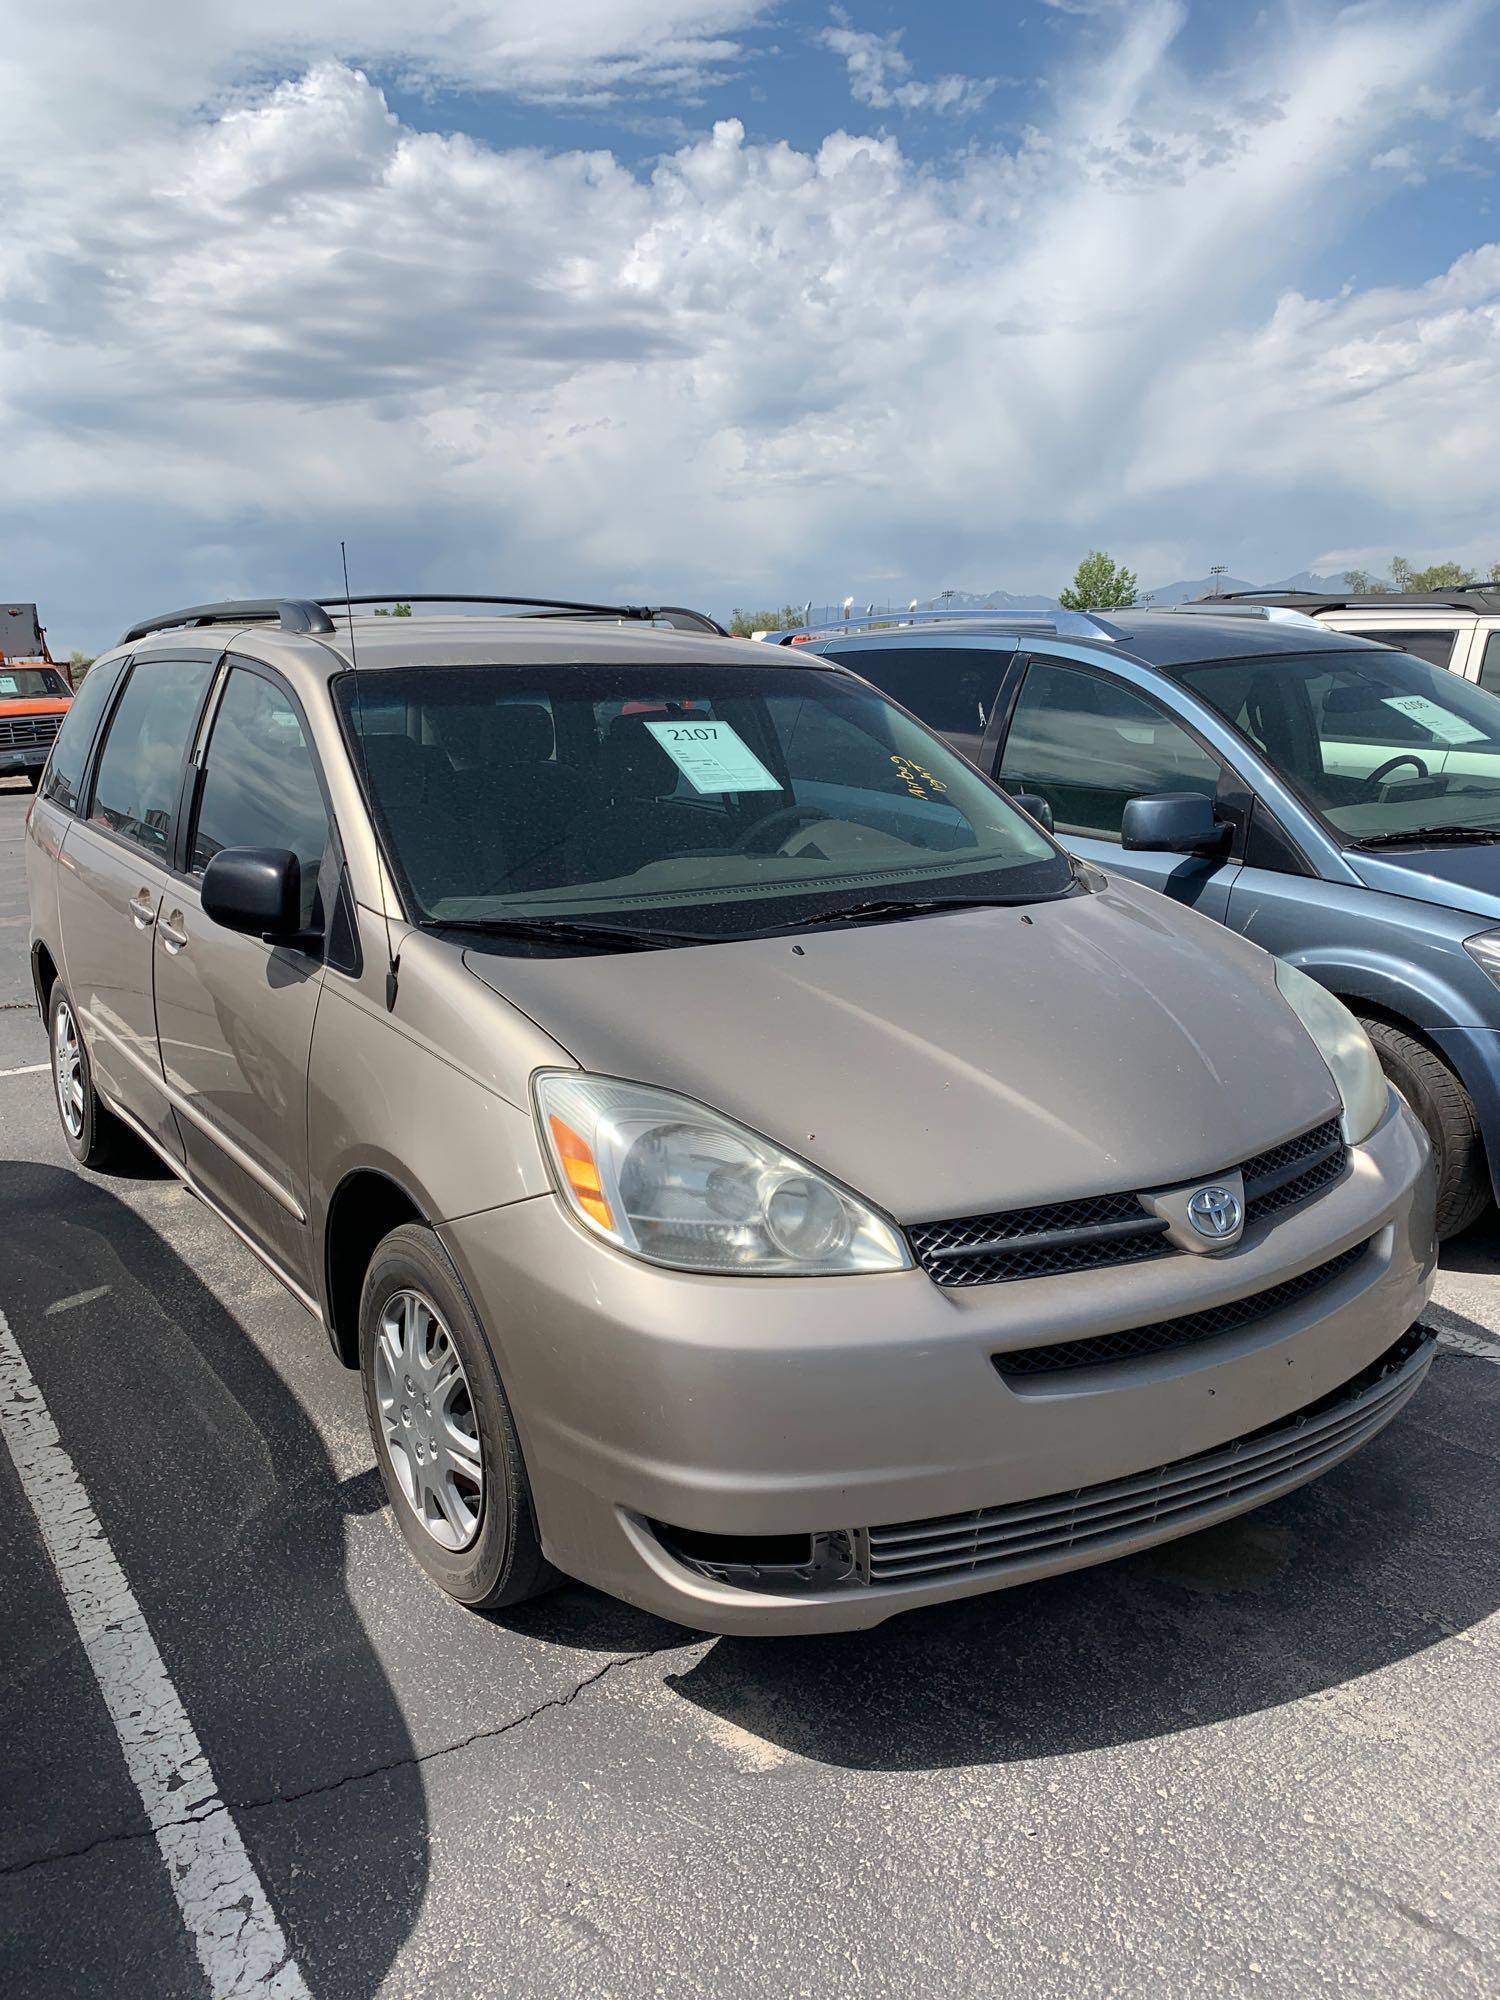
[374,1289,484,1551]
[53,999,85,1141]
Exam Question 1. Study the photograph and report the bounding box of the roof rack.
[318,595,726,634]
[121,599,337,645]
[122,593,726,648]
[1207,588,1500,615]
[761,609,1123,644]
[1169,602,1321,627]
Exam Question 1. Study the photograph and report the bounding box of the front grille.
[1243,1118,1347,1224]
[909,1117,1349,1288]
[993,1238,1371,1379]
[908,1192,1170,1287]
[866,1325,1434,1586]
[0,714,60,750]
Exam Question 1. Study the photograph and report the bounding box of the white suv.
[1207,589,1500,693]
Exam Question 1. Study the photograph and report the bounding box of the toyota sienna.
[25,595,1437,1633]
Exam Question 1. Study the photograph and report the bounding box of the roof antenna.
[340,540,360,669]
[341,540,400,1011]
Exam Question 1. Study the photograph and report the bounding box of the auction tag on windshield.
[645,718,781,794]
[1381,695,1487,745]
[0,676,17,696]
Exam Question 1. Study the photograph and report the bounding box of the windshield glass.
[337,662,1072,937]
[1177,648,1500,843]
[0,666,68,700]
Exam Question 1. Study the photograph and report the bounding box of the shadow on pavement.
[664,1345,1500,1771]
[0,1161,427,2000]
[1435,1206,1500,1274]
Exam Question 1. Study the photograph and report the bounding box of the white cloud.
[1371,143,1426,183]
[2,0,1499,644]
[818,11,997,116]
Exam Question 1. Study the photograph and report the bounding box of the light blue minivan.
[784,605,1500,1238]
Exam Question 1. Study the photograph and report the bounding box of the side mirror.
[1010,791,1055,834]
[201,847,305,941]
[1120,792,1230,857]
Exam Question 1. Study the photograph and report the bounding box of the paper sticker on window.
[644,719,781,794]
[1380,695,1487,745]
[0,676,17,696]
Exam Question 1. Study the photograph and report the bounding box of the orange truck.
[0,603,71,791]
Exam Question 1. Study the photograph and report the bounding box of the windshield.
[337,662,1073,938]
[1177,648,1500,843]
[0,666,68,700]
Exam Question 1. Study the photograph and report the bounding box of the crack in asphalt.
[0,1637,700,1881]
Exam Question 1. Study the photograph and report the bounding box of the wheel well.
[1342,997,1446,1064]
[31,941,58,1017]
[324,1171,424,1367]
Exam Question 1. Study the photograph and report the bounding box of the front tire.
[1360,1017,1489,1239]
[359,1223,558,1610]
[48,981,135,1171]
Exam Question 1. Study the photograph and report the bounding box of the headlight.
[1273,960,1387,1146]
[1463,928,1500,988]
[533,1072,912,1276]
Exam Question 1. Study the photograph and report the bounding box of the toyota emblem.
[1186,1185,1243,1239]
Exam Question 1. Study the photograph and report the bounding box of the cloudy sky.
[4,0,1499,652]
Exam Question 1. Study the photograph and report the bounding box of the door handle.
[159,911,189,954]
[130,890,157,930]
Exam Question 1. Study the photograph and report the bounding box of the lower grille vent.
[993,1239,1371,1379]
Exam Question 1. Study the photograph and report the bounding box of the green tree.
[727,603,805,637]
[1058,550,1139,611]
[1407,561,1477,590]
[1343,558,1486,593]
[372,602,413,616]
[68,649,94,684]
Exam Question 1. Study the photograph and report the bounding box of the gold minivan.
[26,596,1438,1633]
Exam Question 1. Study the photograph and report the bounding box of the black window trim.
[181,654,354,971]
[78,648,221,873]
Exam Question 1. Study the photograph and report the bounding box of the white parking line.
[46,1285,112,1316]
[0,1061,48,1078]
[0,1308,311,1999]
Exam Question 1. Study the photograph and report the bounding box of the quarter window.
[1358,628,1458,671]
[89,658,213,858]
[1478,633,1500,698]
[41,656,127,815]
[998,661,1221,841]
[819,647,1006,739]
[192,669,331,930]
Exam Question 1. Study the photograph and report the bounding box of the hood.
[0,696,70,717]
[1347,843,1500,924]
[463,879,1340,1222]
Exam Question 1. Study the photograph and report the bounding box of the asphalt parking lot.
[1,781,1498,2000]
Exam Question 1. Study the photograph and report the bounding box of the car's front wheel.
[1360,1016,1490,1239]
[359,1223,558,1610]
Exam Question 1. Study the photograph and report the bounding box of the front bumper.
[0,746,46,775]
[442,1095,1436,1634]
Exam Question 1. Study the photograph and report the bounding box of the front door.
[152,663,336,1289]
[996,656,1241,918]
[55,654,216,1160]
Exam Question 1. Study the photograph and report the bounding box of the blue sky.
[3,1,1498,651]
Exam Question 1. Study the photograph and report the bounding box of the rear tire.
[1360,1017,1489,1239]
[48,981,136,1171]
[359,1222,559,1611]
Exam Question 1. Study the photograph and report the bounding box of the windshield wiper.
[421,916,705,951]
[777,895,1035,931]
[1354,826,1500,849]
